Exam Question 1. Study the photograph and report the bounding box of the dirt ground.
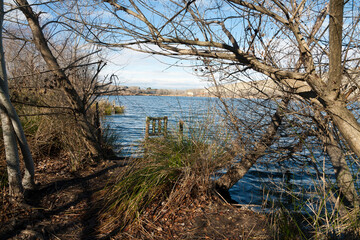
[0,157,272,239]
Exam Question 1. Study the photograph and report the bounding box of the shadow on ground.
[0,158,128,240]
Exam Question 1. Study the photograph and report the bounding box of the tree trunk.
[314,108,359,209]
[215,99,288,191]
[325,132,359,208]
[316,0,360,208]
[326,0,343,100]
[326,103,360,208]
[0,91,36,190]
[0,0,35,193]
[325,102,360,159]
[15,0,101,156]
[0,79,35,190]
[1,109,23,197]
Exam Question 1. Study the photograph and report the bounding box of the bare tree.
[44,0,360,207]
[92,0,360,151]
[11,0,104,157]
[73,0,358,202]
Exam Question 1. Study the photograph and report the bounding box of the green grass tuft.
[104,106,113,115]
[114,106,125,114]
[97,132,233,232]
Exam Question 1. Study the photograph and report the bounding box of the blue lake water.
[103,95,343,210]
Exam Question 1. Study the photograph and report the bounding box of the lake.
[103,95,338,211]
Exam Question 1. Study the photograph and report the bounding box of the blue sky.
[102,48,209,90]
[4,0,207,90]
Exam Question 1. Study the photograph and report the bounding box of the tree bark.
[0,0,35,193]
[1,108,23,197]
[314,109,359,209]
[0,90,36,190]
[321,0,359,206]
[325,132,359,208]
[326,0,344,100]
[325,101,360,162]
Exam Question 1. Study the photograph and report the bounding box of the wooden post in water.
[158,119,162,134]
[164,116,168,137]
[152,119,156,134]
[145,116,168,139]
[179,120,184,137]
[145,117,150,139]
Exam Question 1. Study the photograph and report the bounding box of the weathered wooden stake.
[145,116,150,139]
[164,116,168,137]
[179,120,184,136]
[152,119,156,133]
[158,120,162,133]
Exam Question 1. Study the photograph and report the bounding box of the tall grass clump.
[269,191,360,239]
[97,129,233,233]
[97,99,125,115]
[266,160,360,239]
[0,89,115,170]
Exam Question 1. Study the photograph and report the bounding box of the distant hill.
[206,75,359,100]
[206,79,312,98]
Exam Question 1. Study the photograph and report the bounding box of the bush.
[104,106,113,115]
[97,133,233,232]
[114,106,125,114]
[0,89,108,169]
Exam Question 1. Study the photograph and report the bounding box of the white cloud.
[101,49,207,89]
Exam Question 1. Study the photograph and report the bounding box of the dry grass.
[266,172,360,240]
[96,132,233,235]
[0,88,112,170]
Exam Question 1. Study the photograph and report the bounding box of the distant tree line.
[110,85,208,97]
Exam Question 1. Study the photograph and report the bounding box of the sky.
[3,0,208,90]
[101,49,209,90]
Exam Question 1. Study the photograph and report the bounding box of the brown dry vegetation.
[4,1,360,237]
[0,156,271,240]
[0,116,273,239]
[0,72,274,239]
